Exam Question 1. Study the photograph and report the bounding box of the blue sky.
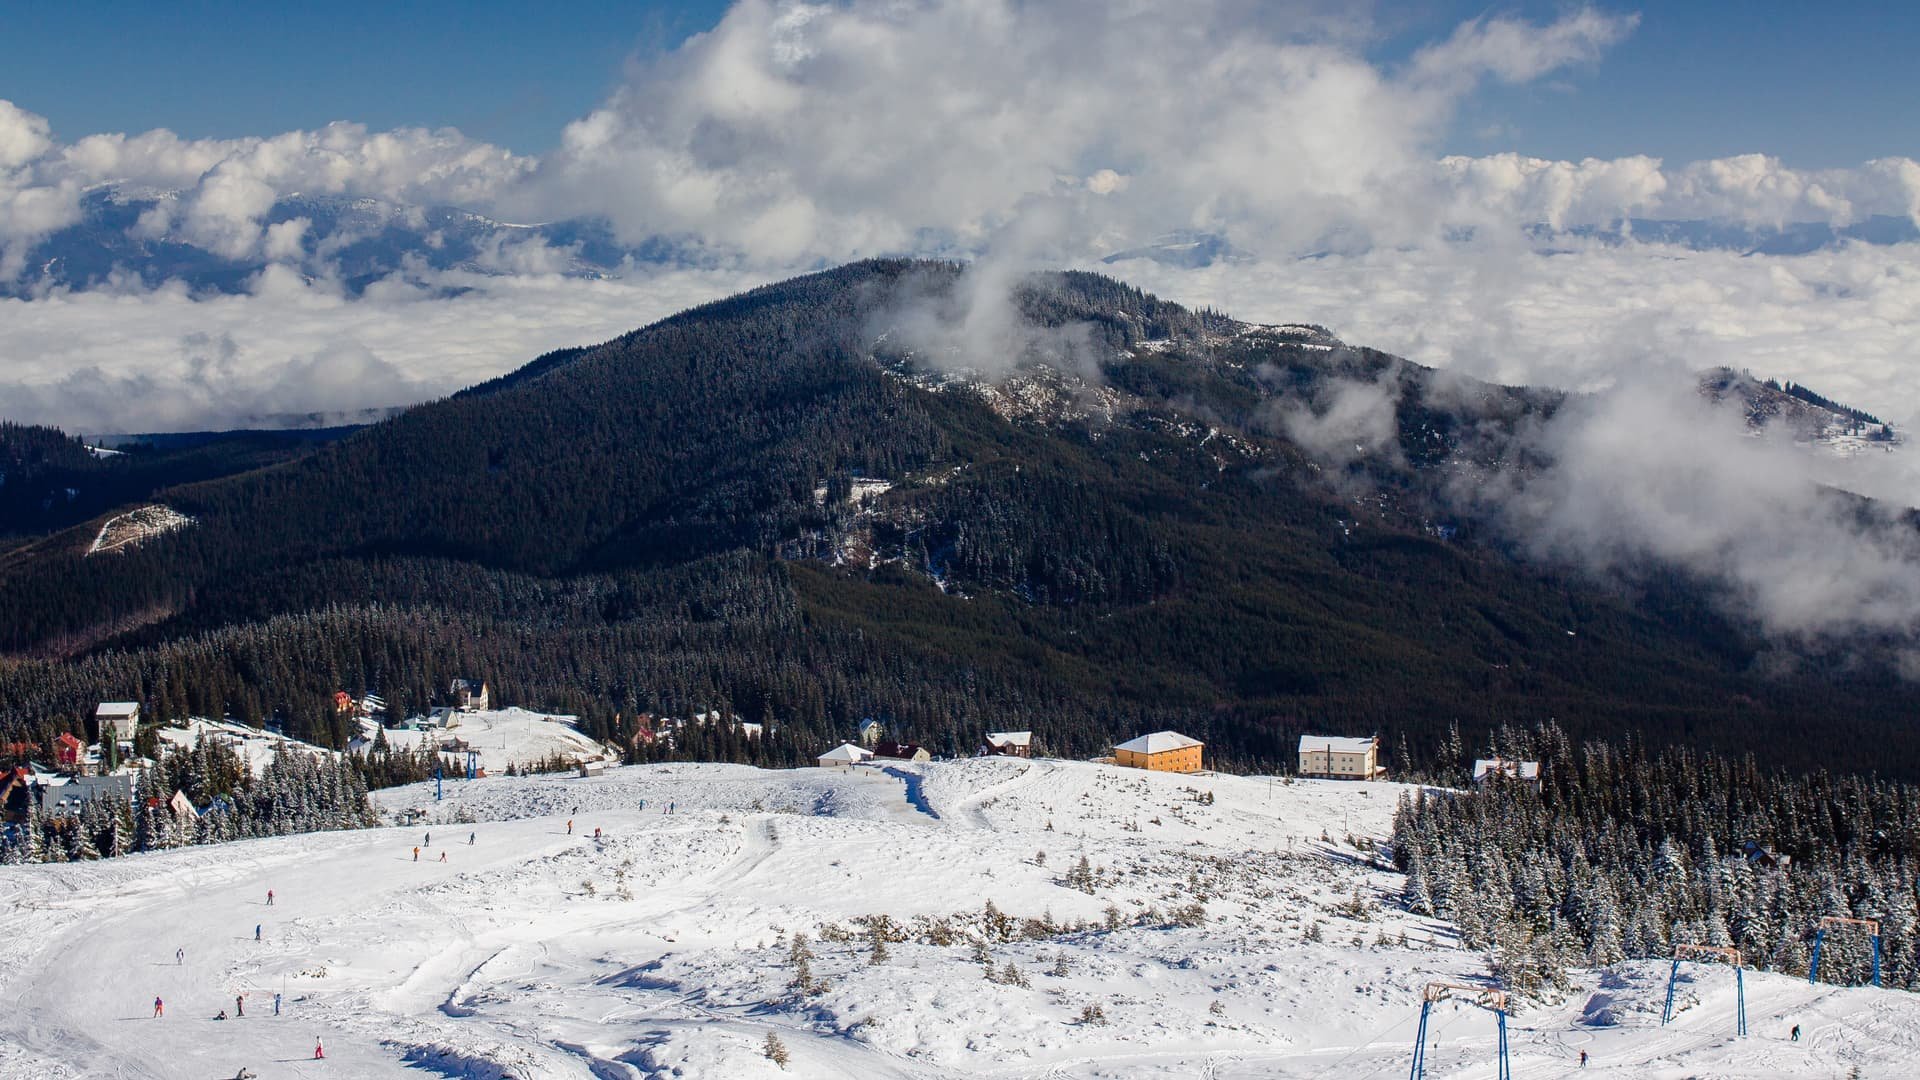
[0,1,732,152]
[1,1,1912,165]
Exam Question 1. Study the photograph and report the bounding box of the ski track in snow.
[3,758,1917,1078]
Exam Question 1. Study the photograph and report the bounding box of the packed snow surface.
[368,707,611,775]
[3,758,1915,1078]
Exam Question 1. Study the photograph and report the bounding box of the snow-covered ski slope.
[2,758,1915,1078]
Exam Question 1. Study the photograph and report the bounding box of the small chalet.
[332,691,363,716]
[56,773,133,807]
[817,743,874,770]
[94,701,141,743]
[1742,840,1792,871]
[875,740,931,763]
[1297,735,1383,780]
[857,719,886,748]
[54,733,87,773]
[1472,758,1541,784]
[1113,731,1204,773]
[983,731,1032,758]
[450,679,490,713]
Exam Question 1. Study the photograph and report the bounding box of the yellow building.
[1113,731,1204,773]
[1297,735,1383,780]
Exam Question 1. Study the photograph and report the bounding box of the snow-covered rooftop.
[817,743,874,763]
[1473,758,1542,781]
[1114,730,1201,754]
[1297,735,1376,754]
[985,730,1031,747]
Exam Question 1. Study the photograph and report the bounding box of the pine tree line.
[1392,722,1920,995]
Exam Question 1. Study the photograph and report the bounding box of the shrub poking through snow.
[763,1032,789,1068]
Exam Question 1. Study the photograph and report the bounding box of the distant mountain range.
[1,261,1915,781]
[7,187,1916,297]
[6,187,693,297]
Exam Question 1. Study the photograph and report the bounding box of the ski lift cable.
[1298,1008,1423,1079]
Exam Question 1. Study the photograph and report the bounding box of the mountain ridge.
[1,260,1915,778]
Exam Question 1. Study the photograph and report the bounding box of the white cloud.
[1104,240,1920,429]
[1481,376,1920,644]
[0,267,763,433]
[1270,367,1405,469]
[506,1,1645,262]
[1408,9,1636,90]
[0,100,53,170]
[0,112,534,271]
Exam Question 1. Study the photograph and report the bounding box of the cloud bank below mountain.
[0,0,1915,446]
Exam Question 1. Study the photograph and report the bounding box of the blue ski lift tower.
[1409,982,1510,1080]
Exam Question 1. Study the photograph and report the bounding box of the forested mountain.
[2,260,1916,778]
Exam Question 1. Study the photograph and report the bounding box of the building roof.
[817,743,874,763]
[985,731,1032,747]
[55,732,85,748]
[1297,735,1376,755]
[51,773,134,805]
[1114,731,1202,755]
[95,702,140,717]
[1472,758,1541,781]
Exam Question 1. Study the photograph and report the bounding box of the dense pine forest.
[3,260,1920,781]
[1393,722,1920,995]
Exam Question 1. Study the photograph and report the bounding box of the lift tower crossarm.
[1409,982,1511,1080]
[1810,916,1883,988]
[1664,943,1747,1035]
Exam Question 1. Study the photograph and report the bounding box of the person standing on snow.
[175,947,184,965]
[1579,1049,1588,1067]
[235,994,245,1017]
[266,889,274,906]
[424,832,431,846]
[566,820,573,835]
[153,996,164,1018]
[468,831,474,845]
[314,1038,325,1059]
[413,846,420,862]
[255,924,262,942]
[438,851,447,863]
[273,992,282,1016]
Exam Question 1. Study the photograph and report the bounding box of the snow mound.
[371,707,609,775]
